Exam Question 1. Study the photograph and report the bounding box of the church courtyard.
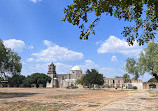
[0,88,158,111]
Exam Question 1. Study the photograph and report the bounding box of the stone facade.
[104,78,124,88]
[46,63,82,88]
[104,78,143,89]
[124,80,143,89]
[143,82,158,89]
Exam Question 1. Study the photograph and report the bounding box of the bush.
[71,85,78,89]
[133,86,137,89]
[66,84,78,89]
[66,86,70,89]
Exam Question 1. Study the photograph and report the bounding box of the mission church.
[46,63,144,89]
[46,63,83,88]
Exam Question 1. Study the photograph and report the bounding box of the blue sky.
[0,0,155,82]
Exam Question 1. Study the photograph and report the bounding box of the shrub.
[71,85,78,89]
[66,86,70,89]
[133,86,137,89]
[66,84,78,89]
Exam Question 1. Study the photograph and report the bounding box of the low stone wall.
[143,82,158,89]
[124,83,143,89]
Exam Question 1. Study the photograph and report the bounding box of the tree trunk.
[93,84,94,90]
[153,73,158,81]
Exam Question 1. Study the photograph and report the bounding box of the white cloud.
[111,56,117,62]
[29,63,49,74]
[27,58,34,62]
[80,60,99,72]
[28,46,34,50]
[55,63,72,74]
[80,60,108,73]
[99,67,124,78]
[97,36,142,56]
[22,62,72,76]
[29,0,42,3]
[32,40,83,62]
[3,39,26,52]
[79,60,125,78]
[44,40,52,46]
[96,41,103,45]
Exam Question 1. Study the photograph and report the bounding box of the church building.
[46,63,83,88]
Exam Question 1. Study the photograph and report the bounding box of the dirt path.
[98,89,156,111]
[0,88,132,111]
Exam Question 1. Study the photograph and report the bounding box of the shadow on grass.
[0,92,41,98]
[140,98,158,100]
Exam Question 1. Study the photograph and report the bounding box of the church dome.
[71,66,81,70]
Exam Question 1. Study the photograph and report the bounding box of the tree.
[139,42,158,80]
[124,58,142,80]
[148,78,158,82]
[25,73,52,87]
[7,74,26,87]
[81,69,104,89]
[115,76,122,78]
[0,40,7,67]
[76,75,85,85]
[122,74,130,83]
[63,0,158,45]
[125,42,158,81]
[0,40,22,78]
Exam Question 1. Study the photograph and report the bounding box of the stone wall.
[70,70,82,79]
[57,74,71,88]
[124,83,143,89]
[143,82,158,89]
[104,78,124,88]
[104,78,143,89]
[62,79,76,88]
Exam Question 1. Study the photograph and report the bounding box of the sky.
[0,0,155,82]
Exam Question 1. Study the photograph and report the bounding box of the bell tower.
[46,62,58,88]
[48,62,56,75]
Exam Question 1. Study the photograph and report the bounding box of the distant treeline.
[0,73,51,88]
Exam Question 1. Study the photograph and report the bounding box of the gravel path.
[98,89,151,111]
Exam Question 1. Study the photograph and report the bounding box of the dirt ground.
[0,88,136,111]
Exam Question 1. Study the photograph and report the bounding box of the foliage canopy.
[63,0,158,45]
[125,42,158,81]
[24,73,52,87]
[122,74,130,83]
[7,74,26,87]
[124,58,142,80]
[0,40,22,78]
[79,69,104,89]
[148,78,158,82]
